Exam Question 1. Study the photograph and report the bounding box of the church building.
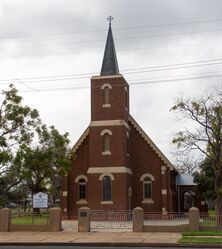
[61,19,206,217]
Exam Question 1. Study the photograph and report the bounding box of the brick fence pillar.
[0,208,11,232]
[48,208,61,231]
[189,207,199,231]
[78,207,90,232]
[133,207,144,232]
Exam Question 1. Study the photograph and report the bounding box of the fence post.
[133,207,144,232]
[78,207,90,232]
[48,208,61,231]
[0,208,11,232]
[189,207,199,231]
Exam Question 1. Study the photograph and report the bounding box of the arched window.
[102,176,112,201]
[101,83,112,107]
[101,129,112,154]
[78,178,86,200]
[103,133,110,152]
[143,177,152,199]
[104,87,110,105]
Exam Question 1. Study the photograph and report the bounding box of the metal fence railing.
[11,212,49,225]
[90,210,133,231]
[144,212,189,225]
[144,212,188,221]
[200,213,222,227]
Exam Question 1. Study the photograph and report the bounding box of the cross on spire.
[107,15,114,25]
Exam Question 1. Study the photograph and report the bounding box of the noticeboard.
[33,192,48,208]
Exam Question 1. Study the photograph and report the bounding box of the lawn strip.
[182,230,222,236]
[179,236,222,244]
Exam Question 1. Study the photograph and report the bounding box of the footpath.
[0,231,182,246]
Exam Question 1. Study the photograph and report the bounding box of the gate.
[61,212,78,231]
[90,210,133,231]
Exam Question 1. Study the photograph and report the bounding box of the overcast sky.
[0,0,221,163]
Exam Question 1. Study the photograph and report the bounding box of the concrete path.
[0,231,181,245]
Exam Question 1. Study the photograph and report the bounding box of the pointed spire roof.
[100,16,119,76]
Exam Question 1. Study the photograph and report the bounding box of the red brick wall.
[91,76,129,121]
[129,122,173,212]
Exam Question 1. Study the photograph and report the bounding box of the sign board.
[33,192,48,208]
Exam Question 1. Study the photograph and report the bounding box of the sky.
[0,0,221,163]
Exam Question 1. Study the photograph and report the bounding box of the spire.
[100,16,119,76]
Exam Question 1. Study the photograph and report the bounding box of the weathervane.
[107,15,114,25]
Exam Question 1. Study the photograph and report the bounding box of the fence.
[144,212,188,225]
[200,212,222,228]
[90,210,133,231]
[11,212,49,225]
[0,208,61,232]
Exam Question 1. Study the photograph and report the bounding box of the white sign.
[33,192,48,208]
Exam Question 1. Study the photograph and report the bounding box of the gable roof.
[71,127,89,154]
[128,115,175,170]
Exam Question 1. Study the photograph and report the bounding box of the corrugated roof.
[176,174,197,186]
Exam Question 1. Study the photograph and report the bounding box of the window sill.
[76,200,88,205]
[102,104,111,108]
[142,199,154,204]
[102,151,111,155]
[100,201,113,205]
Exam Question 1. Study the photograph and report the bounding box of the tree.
[0,84,40,176]
[14,124,70,207]
[193,157,215,203]
[171,88,222,215]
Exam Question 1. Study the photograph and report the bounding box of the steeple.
[100,16,119,76]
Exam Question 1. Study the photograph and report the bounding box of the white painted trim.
[99,172,115,181]
[87,167,133,175]
[90,120,129,129]
[76,200,88,205]
[71,127,89,154]
[62,191,68,197]
[91,75,123,80]
[100,201,114,205]
[100,129,112,136]
[102,104,111,108]
[101,83,112,90]
[140,173,155,181]
[75,175,88,183]
[102,151,111,155]
[128,115,175,170]
[142,199,154,204]
[162,189,167,195]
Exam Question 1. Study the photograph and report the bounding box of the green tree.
[171,88,222,215]
[14,124,70,207]
[0,84,39,176]
[193,158,216,202]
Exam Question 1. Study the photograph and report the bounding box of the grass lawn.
[11,214,48,225]
[182,230,222,236]
[179,237,222,244]
[179,230,222,244]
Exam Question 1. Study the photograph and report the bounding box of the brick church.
[61,19,206,217]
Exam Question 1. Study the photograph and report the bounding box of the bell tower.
[87,17,132,210]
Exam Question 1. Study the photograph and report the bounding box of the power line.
[1,58,222,84]
[1,17,222,40]
[3,27,222,49]
[14,72,222,93]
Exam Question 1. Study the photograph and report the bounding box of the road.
[0,246,220,249]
